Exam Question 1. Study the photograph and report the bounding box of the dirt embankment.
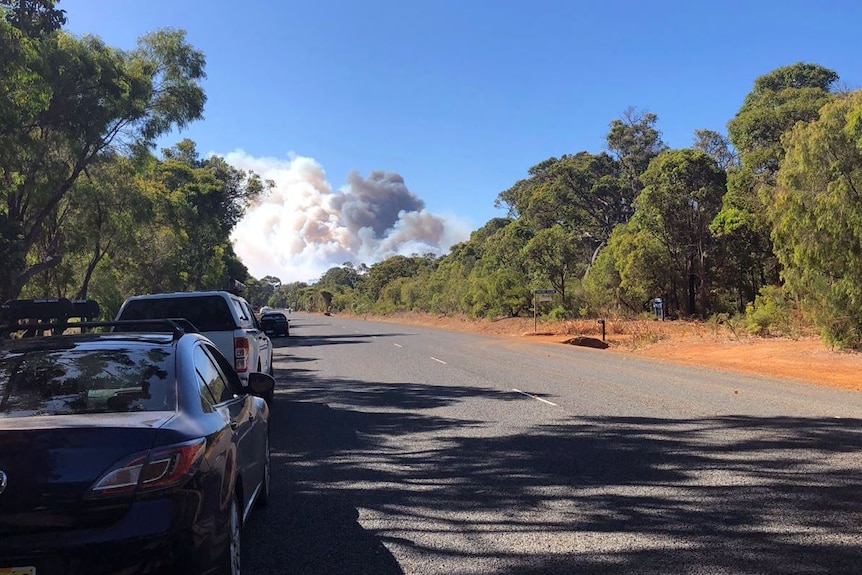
[351,312,862,393]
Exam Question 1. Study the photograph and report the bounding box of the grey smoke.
[225,151,470,282]
[334,171,425,238]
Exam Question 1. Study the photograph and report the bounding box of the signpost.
[533,289,556,332]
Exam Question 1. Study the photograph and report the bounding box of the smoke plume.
[225,151,470,283]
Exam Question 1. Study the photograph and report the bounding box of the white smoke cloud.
[224,150,471,283]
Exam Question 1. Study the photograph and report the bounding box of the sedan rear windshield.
[0,346,176,417]
[261,313,287,322]
[119,296,237,332]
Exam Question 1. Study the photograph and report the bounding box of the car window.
[232,299,251,329]
[193,345,232,404]
[192,346,218,412]
[203,343,246,397]
[243,301,263,329]
[193,371,217,412]
[0,343,176,417]
[120,296,237,332]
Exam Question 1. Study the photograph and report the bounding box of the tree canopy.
[0,1,207,300]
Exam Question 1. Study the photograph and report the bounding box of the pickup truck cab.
[115,291,274,397]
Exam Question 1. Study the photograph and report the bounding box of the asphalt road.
[243,312,862,574]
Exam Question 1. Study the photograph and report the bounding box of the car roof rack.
[1,298,100,339]
[0,299,197,341]
[1,319,197,342]
[1,298,100,322]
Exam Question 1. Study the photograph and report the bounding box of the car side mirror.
[247,372,275,396]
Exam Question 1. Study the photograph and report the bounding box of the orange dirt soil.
[346,312,862,393]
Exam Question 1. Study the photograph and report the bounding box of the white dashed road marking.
[512,388,558,406]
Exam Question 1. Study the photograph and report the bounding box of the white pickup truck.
[115,291,274,401]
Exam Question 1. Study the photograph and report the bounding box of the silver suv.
[115,291,274,399]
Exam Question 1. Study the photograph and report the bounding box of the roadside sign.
[533,289,556,332]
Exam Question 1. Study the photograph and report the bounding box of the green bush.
[744,285,800,337]
[547,306,570,321]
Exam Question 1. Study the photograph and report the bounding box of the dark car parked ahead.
[259,311,290,338]
[0,299,275,575]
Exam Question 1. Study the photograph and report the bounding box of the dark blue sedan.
[0,309,274,574]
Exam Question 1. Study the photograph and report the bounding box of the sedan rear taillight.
[234,336,250,373]
[86,438,207,498]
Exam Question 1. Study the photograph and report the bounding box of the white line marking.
[512,388,558,406]
[534,396,558,407]
[394,343,403,348]
[431,357,447,364]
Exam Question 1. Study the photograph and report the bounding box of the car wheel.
[220,494,241,575]
[258,435,270,507]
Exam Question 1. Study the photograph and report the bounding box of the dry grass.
[558,317,733,350]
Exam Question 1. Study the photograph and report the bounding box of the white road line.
[431,357,447,364]
[512,388,558,406]
[394,343,403,348]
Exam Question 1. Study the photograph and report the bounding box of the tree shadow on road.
[270,331,412,350]
[243,488,402,575]
[251,363,862,575]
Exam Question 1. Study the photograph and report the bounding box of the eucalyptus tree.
[358,255,425,305]
[772,90,862,348]
[522,225,584,306]
[714,63,840,307]
[270,281,309,310]
[462,219,534,317]
[692,129,738,170]
[150,140,268,291]
[586,218,676,316]
[728,62,838,177]
[637,149,727,317]
[0,0,207,300]
[496,151,635,281]
[606,107,668,197]
[58,155,148,300]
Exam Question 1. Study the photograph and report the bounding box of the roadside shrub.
[547,306,570,321]
[706,312,744,340]
[744,285,800,337]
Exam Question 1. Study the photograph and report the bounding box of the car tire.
[258,434,270,507]
[264,362,275,406]
[219,494,241,575]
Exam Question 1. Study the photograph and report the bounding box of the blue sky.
[60,0,861,282]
